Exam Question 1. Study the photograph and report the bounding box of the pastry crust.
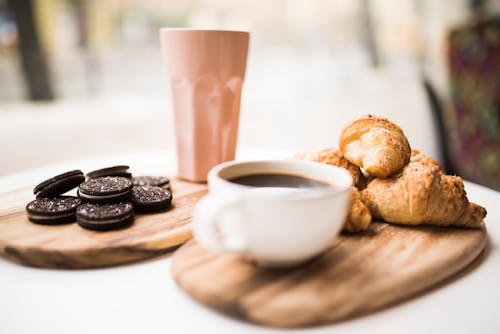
[294,148,366,189]
[295,117,487,231]
[410,149,440,167]
[361,159,486,228]
[339,115,411,178]
[343,187,372,233]
[294,149,372,232]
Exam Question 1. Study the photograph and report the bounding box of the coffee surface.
[229,173,329,188]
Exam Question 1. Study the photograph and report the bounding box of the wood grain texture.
[172,222,487,327]
[0,178,207,269]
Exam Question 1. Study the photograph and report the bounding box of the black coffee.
[229,173,329,188]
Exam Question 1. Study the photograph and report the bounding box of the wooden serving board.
[172,222,487,328]
[0,178,207,269]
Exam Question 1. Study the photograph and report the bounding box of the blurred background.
[0,0,499,190]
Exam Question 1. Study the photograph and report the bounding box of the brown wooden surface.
[172,222,487,328]
[0,178,207,269]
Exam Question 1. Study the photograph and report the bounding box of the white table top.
[1,150,499,334]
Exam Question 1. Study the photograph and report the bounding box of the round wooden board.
[0,178,207,269]
[172,222,487,328]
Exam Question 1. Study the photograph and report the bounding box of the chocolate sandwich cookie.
[86,165,132,179]
[131,185,172,213]
[26,196,81,225]
[34,170,85,198]
[132,176,171,190]
[78,176,133,203]
[76,202,134,231]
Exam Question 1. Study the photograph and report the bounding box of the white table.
[1,151,499,334]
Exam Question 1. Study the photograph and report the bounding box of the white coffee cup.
[192,160,352,267]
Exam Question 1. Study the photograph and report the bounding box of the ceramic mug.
[160,29,250,182]
[192,160,352,267]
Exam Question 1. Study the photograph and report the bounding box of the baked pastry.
[339,115,411,178]
[294,149,372,232]
[294,148,366,189]
[410,149,440,167]
[361,159,486,228]
[454,203,487,227]
[343,187,372,233]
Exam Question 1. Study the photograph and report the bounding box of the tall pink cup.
[160,29,250,182]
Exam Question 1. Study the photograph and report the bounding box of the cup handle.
[192,194,247,253]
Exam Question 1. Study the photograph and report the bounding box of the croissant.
[410,149,440,167]
[361,159,486,228]
[339,115,411,178]
[294,148,366,189]
[293,149,372,232]
[343,187,372,233]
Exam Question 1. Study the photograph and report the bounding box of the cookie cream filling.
[78,190,130,200]
[77,213,133,225]
[28,212,75,220]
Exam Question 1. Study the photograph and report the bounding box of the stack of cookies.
[26,166,173,231]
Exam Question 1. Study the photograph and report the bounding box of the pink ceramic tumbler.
[160,29,249,182]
